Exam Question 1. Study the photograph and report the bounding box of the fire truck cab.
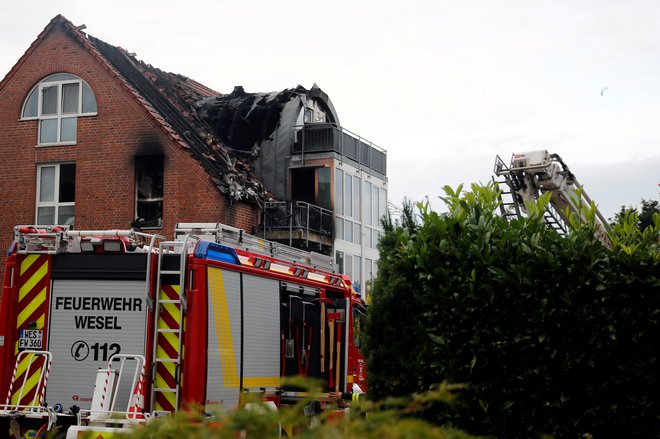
[0,223,367,437]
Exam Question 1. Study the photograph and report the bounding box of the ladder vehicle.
[0,223,367,437]
[494,150,611,244]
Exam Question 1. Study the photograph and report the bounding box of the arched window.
[21,73,97,145]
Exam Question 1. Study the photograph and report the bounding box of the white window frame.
[335,165,361,244]
[335,164,387,249]
[21,74,98,146]
[36,163,75,225]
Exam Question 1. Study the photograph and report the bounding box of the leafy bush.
[364,183,660,438]
[612,198,660,231]
[80,380,476,439]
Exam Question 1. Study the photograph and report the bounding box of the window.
[354,256,361,290]
[372,229,380,248]
[22,73,97,145]
[344,219,353,242]
[353,223,361,245]
[365,258,373,283]
[134,155,164,228]
[317,167,331,209]
[334,168,343,215]
[335,217,344,240]
[372,185,379,225]
[364,181,372,226]
[336,250,344,274]
[379,187,387,220]
[345,254,353,279]
[36,163,75,225]
[353,175,360,221]
[344,173,352,217]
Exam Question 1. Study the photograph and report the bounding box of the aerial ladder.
[493,150,611,245]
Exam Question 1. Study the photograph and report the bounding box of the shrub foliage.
[364,183,660,438]
[89,379,475,439]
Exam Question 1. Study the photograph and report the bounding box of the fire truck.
[494,150,611,244]
[0,223,367,437]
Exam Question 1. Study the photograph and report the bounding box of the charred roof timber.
[88,35,266,204]
[45,15,385,207]
[195,84,386,200]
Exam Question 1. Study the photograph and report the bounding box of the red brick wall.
[225,202,262,234]
[0,22,260,277]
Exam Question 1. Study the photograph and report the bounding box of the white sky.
[2,0,658,218]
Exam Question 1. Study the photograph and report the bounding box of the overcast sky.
[2,0,658,219]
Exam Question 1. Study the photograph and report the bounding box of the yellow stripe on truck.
[156,390,177,412]
[20,254,40,276]
[17,286,46,327]
[162,301,181,324]
[243,376,281,388]
[19,258,48,301]
[208,268,240,387]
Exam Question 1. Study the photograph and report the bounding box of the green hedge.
[84,380,476,439]
[364,184,660,438]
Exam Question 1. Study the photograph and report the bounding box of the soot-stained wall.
[0,19,259,278]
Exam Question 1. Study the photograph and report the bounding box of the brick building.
[0,16,264,273]
[0,15,388,292]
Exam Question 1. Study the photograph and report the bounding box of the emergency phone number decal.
[71,340,121,362]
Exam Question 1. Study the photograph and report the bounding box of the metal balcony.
[261,201,334,254]
[293,123,386,175]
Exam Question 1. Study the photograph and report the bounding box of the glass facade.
[333,161,386,298]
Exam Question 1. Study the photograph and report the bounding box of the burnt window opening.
[290,167,331,210]
[133,155,164,229]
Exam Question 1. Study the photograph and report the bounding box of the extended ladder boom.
[494,150,610,244]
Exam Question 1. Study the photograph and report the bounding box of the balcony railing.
[262,201,334,246]
[292,123,386,175]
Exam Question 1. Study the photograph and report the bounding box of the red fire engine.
[0,223,367,437]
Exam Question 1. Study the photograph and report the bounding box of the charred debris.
[88,33,333,205]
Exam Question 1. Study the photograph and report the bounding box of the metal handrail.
[263,201,334,246]
[4,350,52,411]
[293,123,387,174]
[294,122,386,153]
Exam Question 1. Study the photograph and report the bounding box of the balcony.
[293,123,386,176]
[261,201,334,255]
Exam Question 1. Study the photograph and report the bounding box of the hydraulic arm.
[494,150,610,244]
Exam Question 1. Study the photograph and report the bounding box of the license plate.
[19,329,43,350]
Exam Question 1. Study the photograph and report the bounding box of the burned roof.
[4,15,267,205]
[196,86,299,155]
[86,35,268,204]
[15,16,341,205]
[194,84,341,200]
[196,85,339,155]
